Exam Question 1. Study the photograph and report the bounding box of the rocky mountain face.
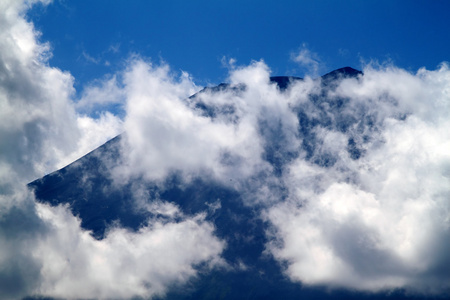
[29,67,418,299]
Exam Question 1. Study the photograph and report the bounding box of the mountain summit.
[29,67,436,300]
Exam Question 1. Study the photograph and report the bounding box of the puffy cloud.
[0,0,78,182]
[265,65,450,293]
[1,0,449,298]
[117,60,282,184]
[58,112,123,169]
[77,57,449,294]
[102,57,449,294]
[0,1,224,299]
[1,187,225,300]
[34,202,224,299]
[0,189,47,299]
[0,0,122,181]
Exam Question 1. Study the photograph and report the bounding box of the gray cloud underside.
[0,1,224,299]
[1,0,449,299]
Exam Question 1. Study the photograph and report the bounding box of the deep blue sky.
[28,0,450,91]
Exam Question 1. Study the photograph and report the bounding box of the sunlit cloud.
[0,2,223,299]
[1,0,449,299]
[266,65,450,293]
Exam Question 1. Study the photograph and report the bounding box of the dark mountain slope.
[28,68,425,299]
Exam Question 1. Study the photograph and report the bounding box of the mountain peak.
[269,76,302,90]
[270,67,362,90]
[322,67,363,80]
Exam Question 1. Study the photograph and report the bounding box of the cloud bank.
[0,1,224,299]
[265,65,450,293]
[112,61,449,294]
[0,0,449,299]
[102,57,450,295]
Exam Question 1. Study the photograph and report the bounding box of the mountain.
[28,67,431,299]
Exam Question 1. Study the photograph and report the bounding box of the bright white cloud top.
[0,0,449,299]
[0,1,222,299]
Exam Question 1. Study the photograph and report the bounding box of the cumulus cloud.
[116,59,287,185]
[1,0,449,298]
[266,65,450,293]
[1,187,224,300]
[34,202,224,299]
[0,0,122,180]
[0,1,224,299]
[105,56,449,294]
[0,0,78,181]
[59,112,123,169]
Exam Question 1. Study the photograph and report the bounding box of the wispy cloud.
[266,64,450,293]
[1,0,449,298]
[81,50,101,64]
[291,43,322,77]
[109,55,450,293]
[0,1,223,299]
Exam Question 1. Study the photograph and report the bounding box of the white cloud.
[59,112,123,169]
[0,187,225,300]
[75,75,126,116]
[116,60,278,184]
[94,59,449,294]
[265,65,450,294]
[34,201,224,299]
[291,44,322,77]
[1,0,449,298]
[0,1,224,299]
[0,0,122,180]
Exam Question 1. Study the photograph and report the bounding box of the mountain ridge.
[28,66,425,300]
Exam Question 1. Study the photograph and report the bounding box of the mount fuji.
[28,67,446,300]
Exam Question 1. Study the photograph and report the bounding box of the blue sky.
[1,0,449,298]
[28,0,450,91]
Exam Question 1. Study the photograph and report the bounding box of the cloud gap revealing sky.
[27,0,450,90]
[0,0,449,299]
